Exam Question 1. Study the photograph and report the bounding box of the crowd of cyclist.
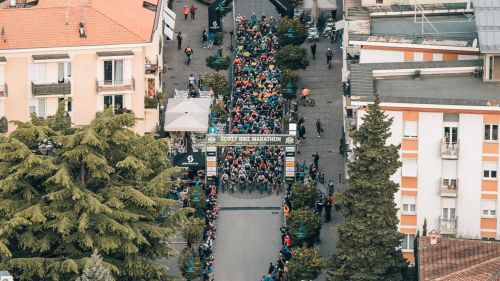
[230,14,285,134]
[220,146,284,194]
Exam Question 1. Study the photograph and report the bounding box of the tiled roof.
[0,0,159,50]
[419,236,500,281]
[474,0,500,52]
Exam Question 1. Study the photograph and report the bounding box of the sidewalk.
[162,0,232,99]
[295,34,346,280]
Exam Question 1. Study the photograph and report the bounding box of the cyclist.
[326,48,333,65]
[188,74,196,86]
[184,46,193,60]
[301,87,310,101]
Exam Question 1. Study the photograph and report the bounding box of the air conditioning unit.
[0,271,13,281]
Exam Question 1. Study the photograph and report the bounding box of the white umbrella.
[311,0,319,24]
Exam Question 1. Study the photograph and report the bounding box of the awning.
[164,98,211,132]
[303,0,337,10]
[96,51,134,57]
[173,152,205,168]
[32,54,70,61]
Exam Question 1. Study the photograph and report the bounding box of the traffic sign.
[209,127,217,134]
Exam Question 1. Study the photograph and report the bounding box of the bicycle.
[186,54,192,65]
[297,95,316,107]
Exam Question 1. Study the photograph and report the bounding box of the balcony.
[439,217,457,235]
[96,78,135,93]
[440,179,458,197]
[145,63,158,75]
[0,83,7,98]
[31,81,71,96]
[441,139,459,159]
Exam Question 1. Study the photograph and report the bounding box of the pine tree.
[328,95,408,281]
[422,218,427,236]
[76,251,115,281]
[0,109,185,281]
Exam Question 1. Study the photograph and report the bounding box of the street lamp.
[186,256,194,273]
[284,82,295,99]
[286,27,297,43]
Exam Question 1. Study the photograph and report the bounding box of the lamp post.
[286,27,297,44]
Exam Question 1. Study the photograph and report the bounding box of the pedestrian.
[284,234,291,247]
[207,32,215,49]
[268,262,274,275]
[183,5,189,20]
[198,74,204,90]
[299,123,306,139]
[316,118,323,137]
[202,27,208,48]
[190,4,197,20]
[324,194,332,222]
[176,32,182,51]
[315,200,324,216]
[313,152,320,169]
[217,45,223,57]
[310,43,317,60]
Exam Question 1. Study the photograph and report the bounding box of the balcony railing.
[145,63,158,75]
[0,83,7,98]
[440,178,458,197]
[439,217,457,235]
[31,81,71,96]
[441,139,459,159]
[96,78,135,93]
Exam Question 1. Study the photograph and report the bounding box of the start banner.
[206,134,296,146]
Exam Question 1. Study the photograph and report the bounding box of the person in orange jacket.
[183,5,189,20]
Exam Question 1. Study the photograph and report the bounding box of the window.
[402,234,415,250]
[442,207,456,220]
[402,196,416,214]
[402,159,417,177]
[442,179,457,189]
[57,62,72,83]
[58,98,72,112]
[403,121,418,138]
[103,60,124,85]
[482,200,497,218]
[376,0,383,4]
[485,124,498,141]
[444,126,458,144]
[483,162,497,179]
[104,95,124,109]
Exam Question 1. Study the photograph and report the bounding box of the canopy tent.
[164,98,211,132]
[303,0,336,10]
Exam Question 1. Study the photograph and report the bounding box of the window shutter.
[402,159,418,177]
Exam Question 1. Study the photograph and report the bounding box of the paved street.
[162,0,346,280]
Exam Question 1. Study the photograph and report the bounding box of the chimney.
[79,21,86,38]
[428,230,440,245]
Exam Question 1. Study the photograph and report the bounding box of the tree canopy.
[277,16,307,46]
[328,95,409,281]
[0,107,186,280]
[275,45,309,71]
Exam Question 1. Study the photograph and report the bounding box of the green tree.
[47,99,73,134]
[178,250,201,281]
[328,95,409,281]
[413,231,420,281]
[422,218,427,236]
[76,251,115,281]
[287,208,322,246]
[287,246,324,281]
[203,72,229,97]
[290,183,317,210]
[277,16,307,46]
[0,116,8,133]
[205,55,231,72]
[181,217,204,244]
[275,45,309,71]
[0,109,186,281]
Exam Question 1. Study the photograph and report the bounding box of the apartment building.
[0,0,166,134]
[343,0,500,263]
[361,0,469,6]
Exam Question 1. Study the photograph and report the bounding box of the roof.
[350,60,481,97]
[473,0,500,53]
[370,15,478,41]
[419,236,500,281]
[164,98,211,132]
[349,60,500,106]
[0,0,159,50]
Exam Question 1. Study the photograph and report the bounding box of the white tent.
[303,0,336,10]
[164,98,211,132]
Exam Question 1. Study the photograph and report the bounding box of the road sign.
[209,127,217,134]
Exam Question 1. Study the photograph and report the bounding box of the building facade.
[343,0,500,263]
[0,0,165,134]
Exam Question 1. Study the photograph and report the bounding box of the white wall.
[458,55,480,60]
[46,97,59,117]
[0,100,4,117]
[457,114,482,238]
[362,0,469,6]
[417,112,443,232]
[0,65,4,85]
[46,62,58,83]
[360,49,405,63]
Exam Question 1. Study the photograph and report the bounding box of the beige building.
[0,0,165,134]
